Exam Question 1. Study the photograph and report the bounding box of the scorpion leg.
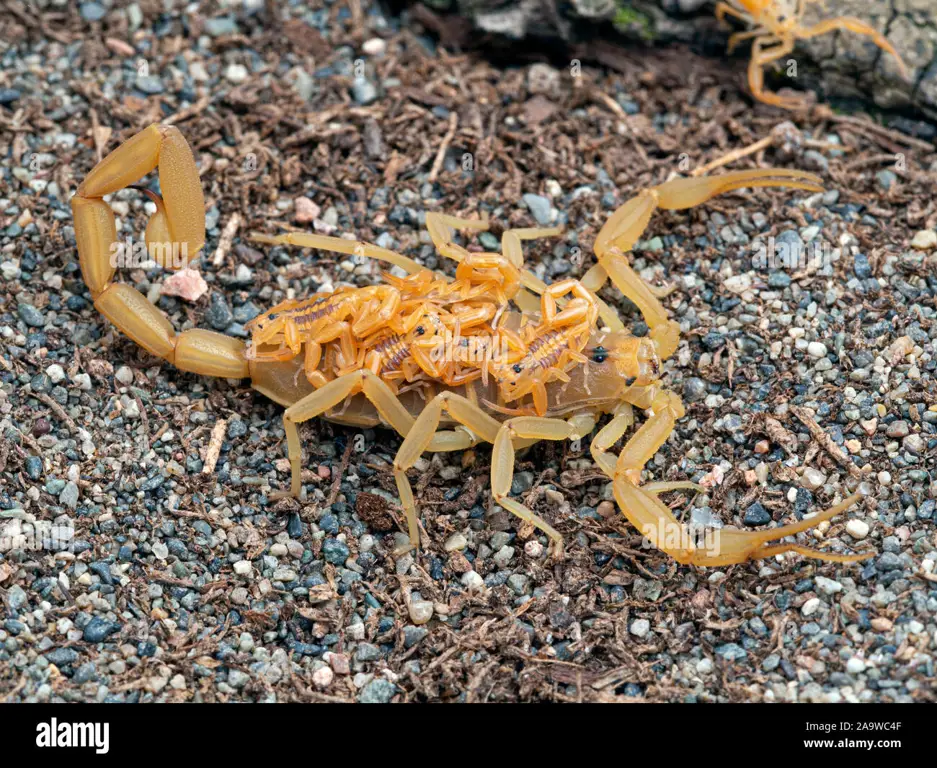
[282,370,417,497]
[726,28,766,55]
[73,124,250,380]
[394,395,586,553]
[797,17,909,79]
[714,1,751,27]
[282,371,476,540]
[747,35,803,110]
[500,225,564,312]
[250,231,426,275]
[491,416,584,555]
[593,388,871,566]
[393,391,503,550]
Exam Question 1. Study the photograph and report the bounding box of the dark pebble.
[83,616,119,643]
[743,502,771,526]
[24,456,43,480]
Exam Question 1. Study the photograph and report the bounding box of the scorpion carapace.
[72,123,872,566]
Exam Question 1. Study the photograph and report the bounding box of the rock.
[683,377,707,402]
[7,585,28,611]
[886,420,910,438]
[492,545,515,567]
[358,678,396,703]
[853,252,872,278]
[507,574,529,595]
[351,78,378,104]
[522,193,553,226]
[876,170,897,190]
[83,617,119,643]
[294,196,320,223]
[323,539,350,564]
[846,657,866,674]
[312,666,334,688]
[224,64,249,84]
[910,229,937,250]
[17,304,45,327]
[801,468,826,490]
[59,481,79,509]
[461,570,485,591]
[134,75,164,95]
[24,456,43,480]
[408,600,433,625]
[807,341,827,358]
[743,502,771,526]
[403,626,429,648]
[203,16,239,36]
[206,292,234,330]
[362,38,386,56]
[80,2,107,22]
[161,268,207,302]
[815,576,842,595]
[227,669,250,688]
[715,643,746,661]
[630,618,650,638]
[46,648,78,667]
[115,366,134,386]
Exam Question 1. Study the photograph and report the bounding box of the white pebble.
[312,666,334,688]
[630,619,650,638]
[524,539,544,558]
[362,38,386,56]
[46,364,65,383]
[846,657,866,674]
[807,341,827,358]
[225,63,249,83]
[815,576,842,595]
[910,229,937,250]
[460,570,485,591]
[802,597,821,616]
[115,365,134,385]
[408,600,434,625]
[846,520,869,540]
[233,560,253,575]
[801,467,826,490]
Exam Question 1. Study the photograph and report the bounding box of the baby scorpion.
[71,123,873,566]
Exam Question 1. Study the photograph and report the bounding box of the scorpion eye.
[591,345,608,364]
[512,364,523,373]
[416,326,425,335]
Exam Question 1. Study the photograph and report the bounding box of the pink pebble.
[161,267,208,302]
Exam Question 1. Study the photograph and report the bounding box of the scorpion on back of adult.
[71,123,873,565]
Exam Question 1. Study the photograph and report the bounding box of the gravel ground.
[1,1,936,703]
